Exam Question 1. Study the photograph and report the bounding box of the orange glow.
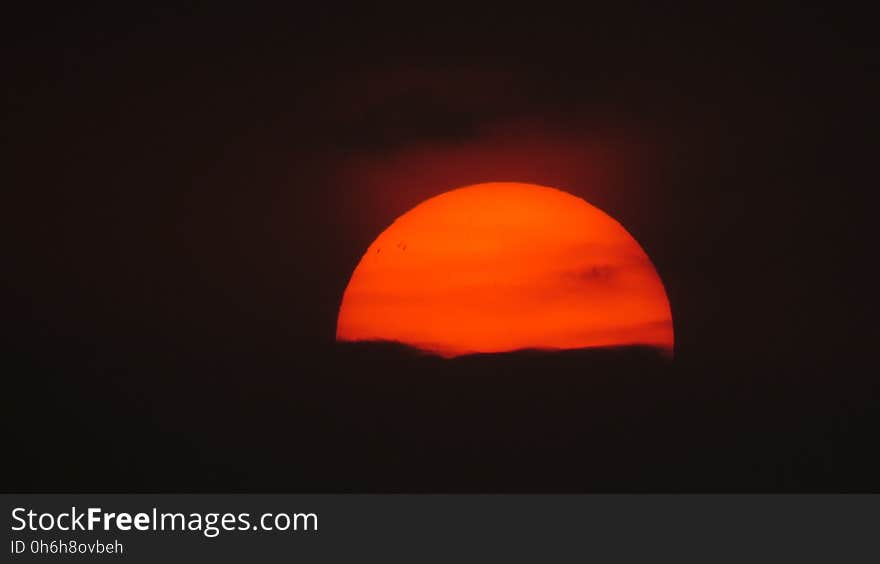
[337,182,673,357]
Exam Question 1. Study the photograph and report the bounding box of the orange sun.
[337,182,673,357]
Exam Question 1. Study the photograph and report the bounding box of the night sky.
[5,5,877,491]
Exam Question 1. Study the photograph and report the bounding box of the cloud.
[562,265,618,283]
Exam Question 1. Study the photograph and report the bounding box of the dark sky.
[6,4,874,361]
[3,5,878,490]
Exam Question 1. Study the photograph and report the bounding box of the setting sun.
[337,182,673,357]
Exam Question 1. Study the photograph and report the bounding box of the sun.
[337,182,673,357]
